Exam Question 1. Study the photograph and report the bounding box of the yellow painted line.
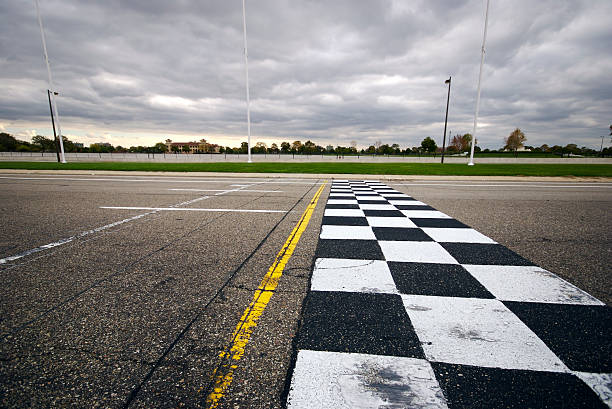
[204,182,327,408]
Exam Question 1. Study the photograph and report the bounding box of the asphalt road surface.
[0,173,610,408]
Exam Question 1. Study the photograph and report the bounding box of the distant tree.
[366,145,376,154]
[269,143,279,153]
[303,140,316,154]
[0,133,19,151]
[280,142,290,153]
[391,143,400,154]
[374,140,382,153]
[450,134,471,153]
[171,145,181,153]
[350,140,357,152]
[182,144,191,153]
[253,142,267,154]
[32,135,56,152]
[420,137,437,153]
[153,142,168,153]
[240,141,248,154]
[504,128,526,156]
[291,140,302,153]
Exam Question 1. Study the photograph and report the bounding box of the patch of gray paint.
[449,325,497,343]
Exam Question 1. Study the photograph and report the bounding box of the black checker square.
[372,227,433,241]
[441,243,535,266]
[321,216,368,226]
[411,218,470,228]
[325,204,360,210]
[395,204,436,211]
[363,209,406,217]
[296,291,425,358]
[388,262,494,298]
[381,196,415,201]
[328,194,356,200]
[315,239,384,260]
[504,302,612,373]
[432,362,607,409]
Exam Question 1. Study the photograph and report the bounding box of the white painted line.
[0,184,259,265]
[0,211,154,264]
[0,176,323,185]
[287,350,448,409]
[463,265,604,305]
[100,206,286,213]
[168,188,282,193]
[327,199,358,205]
[311,258,397,294]
[401,295,569,372]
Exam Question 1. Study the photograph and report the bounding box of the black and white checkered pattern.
[286,180,611,408]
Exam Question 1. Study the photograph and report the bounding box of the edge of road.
[1,168,611,182]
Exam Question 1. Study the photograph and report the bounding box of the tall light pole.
[468,0,490,166]
[35,0,66,163]
[441,77,451,164]
[242,0,252,163]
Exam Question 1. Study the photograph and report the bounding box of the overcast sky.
[1,0,610,149]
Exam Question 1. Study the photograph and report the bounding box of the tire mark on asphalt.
[122,180,321,408]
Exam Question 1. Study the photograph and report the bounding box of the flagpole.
[242,0,252,163]
[35,0,67,163]
[468,0,490,166]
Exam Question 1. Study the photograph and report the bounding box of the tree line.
[1,129,610,157]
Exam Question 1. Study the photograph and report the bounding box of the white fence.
[1,151,611,164]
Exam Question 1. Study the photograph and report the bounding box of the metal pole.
[468,0,490,166]
[601,136,605,156]
[47,90,60,162]
[442,77,451,164]
[242,0,252,163]
[35,0,66,163]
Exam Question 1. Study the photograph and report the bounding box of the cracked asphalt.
[0,173,609,408]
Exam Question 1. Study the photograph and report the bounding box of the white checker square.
[355,195,387,201]
[311,258,397,293]
[352,188,372,191]
[381,193,411,198]
[359,204,397,210]
[366,217,417,228]
[320,225,375,240]
[287,350,448,409]
[463,265,604,305]
[421,228,497,244]
[329,192,355,197]
[379,241,458,264]
[324,209,365,217]
[574,372,612,407]
[327,199,358,205]
[401,295,569,372]
[401,210,451,218]
[388,200,427,206]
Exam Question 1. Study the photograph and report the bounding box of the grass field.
[1,161,611,177]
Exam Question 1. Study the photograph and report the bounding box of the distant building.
[165,139,220,153]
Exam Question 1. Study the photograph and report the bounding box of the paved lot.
[0,173,610,408]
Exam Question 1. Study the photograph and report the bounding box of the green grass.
[1,161,611,177]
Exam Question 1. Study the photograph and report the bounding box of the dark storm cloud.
[0,0,610,148]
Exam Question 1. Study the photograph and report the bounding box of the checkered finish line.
[286,180,611,409]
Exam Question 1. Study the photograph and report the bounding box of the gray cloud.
[0,0,610,149]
